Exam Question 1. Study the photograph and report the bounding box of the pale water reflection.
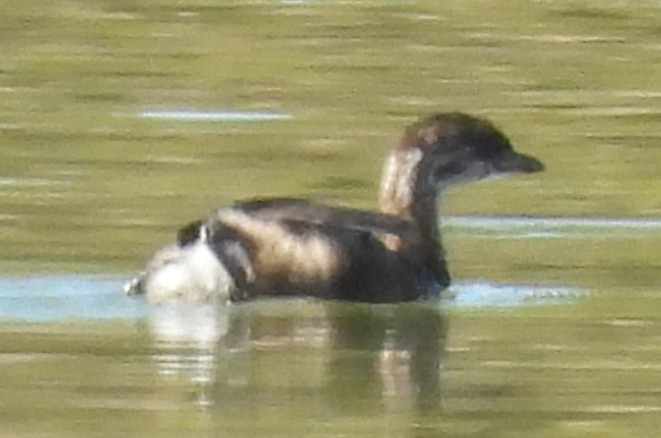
[0,276,581,323]
[138,109,293,122]
[0,275,147,322]
[448,215,661,239]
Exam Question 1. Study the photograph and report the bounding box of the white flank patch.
[143,241,236,303]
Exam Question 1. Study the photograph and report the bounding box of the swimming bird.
[125,112,544,303]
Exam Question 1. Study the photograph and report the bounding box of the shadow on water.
[144,300,447,416]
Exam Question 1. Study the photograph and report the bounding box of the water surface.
[1,0,660,436]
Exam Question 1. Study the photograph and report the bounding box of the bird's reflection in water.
[144,299,447,415]
[146,303,232,408]
[325,304,446,414]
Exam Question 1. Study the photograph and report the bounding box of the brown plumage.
[125,112,544,303]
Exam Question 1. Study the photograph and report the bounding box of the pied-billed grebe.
[125,112,544,303]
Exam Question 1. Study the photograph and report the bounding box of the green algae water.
[1,0,661,436]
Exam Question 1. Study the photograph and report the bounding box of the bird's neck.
[378,148,448,285]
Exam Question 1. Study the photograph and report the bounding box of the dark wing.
[176,220,203,246]
[232,197,414,235]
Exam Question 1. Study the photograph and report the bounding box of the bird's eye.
[434,161,467,179]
